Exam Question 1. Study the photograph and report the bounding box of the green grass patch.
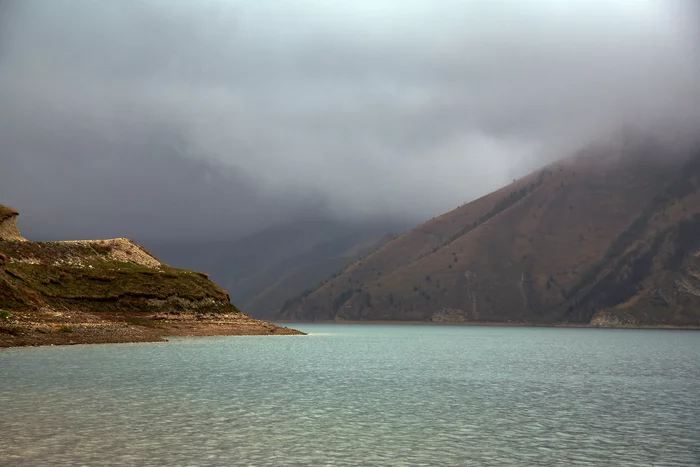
[0,246,237,315]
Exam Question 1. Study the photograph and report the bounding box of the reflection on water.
[1,325,699,466]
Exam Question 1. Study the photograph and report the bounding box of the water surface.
[1,325,699,466]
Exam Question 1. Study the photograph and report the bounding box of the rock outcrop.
[0,205,25,241]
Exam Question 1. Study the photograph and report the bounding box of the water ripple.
[1,326,699,466]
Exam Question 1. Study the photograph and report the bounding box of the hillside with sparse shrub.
[279,137,700,327]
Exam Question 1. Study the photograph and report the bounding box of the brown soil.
[0,309,304,347]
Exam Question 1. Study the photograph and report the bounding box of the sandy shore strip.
[1,310,304,348]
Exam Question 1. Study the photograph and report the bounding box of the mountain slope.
[279,139,700,327]
[565,154,700,326]
[145,218,403,318]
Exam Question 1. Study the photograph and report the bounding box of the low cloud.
[1,0,698,239]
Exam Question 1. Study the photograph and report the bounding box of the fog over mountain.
[1,0,698,240]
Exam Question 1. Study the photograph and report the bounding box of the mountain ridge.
[279,138,700,327]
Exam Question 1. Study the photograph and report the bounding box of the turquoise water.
[1,325,699,466]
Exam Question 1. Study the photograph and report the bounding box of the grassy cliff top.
[0,237,237,314]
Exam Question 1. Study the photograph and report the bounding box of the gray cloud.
[1,0,699,239]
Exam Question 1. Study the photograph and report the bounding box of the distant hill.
[144,218,405,318]
[279,136,700,327]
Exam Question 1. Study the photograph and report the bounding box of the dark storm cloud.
[1,0,698,239]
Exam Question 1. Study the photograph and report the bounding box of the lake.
[1,325,699,466]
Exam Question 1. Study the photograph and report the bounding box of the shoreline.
[276,319,700,330]
[0,310,304,348]
[4,316,697,348]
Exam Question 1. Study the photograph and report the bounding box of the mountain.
[279,136,700,327]
[0,206,301,347]
[144,218,404,318]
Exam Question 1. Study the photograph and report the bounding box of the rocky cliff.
[0,206,302,346]
[0,206,25,241]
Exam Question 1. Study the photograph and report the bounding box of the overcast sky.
[1,0,698,240]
